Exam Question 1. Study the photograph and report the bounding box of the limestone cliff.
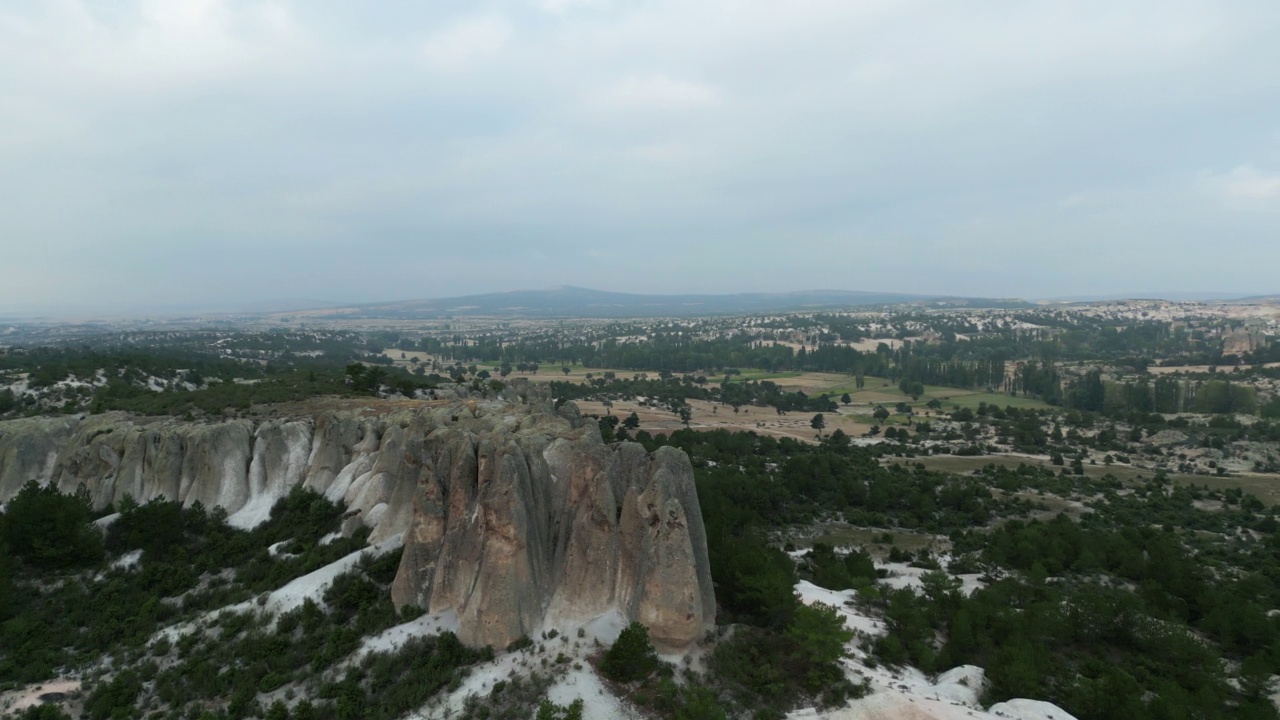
[0,383,716,650]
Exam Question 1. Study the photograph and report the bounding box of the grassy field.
[906,454,1173,481]
[375,357,1051,414]
[375,352,651,383]
[942,392,1051,410]
[906,455,1280,506]
[726,370,804,382]
[530,366,652,383]
[576,398,876,444]
[378,349,440,369]
[794,524,940,554]
[851,384,1051,411]
[1183,473,1280,507]
[775,374,1054,413]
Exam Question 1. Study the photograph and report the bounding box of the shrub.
[536,699,584,720]
[9,707,73,720]
[85,670,142,720]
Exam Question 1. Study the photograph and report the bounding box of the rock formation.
[0,381,716,650]
[1223,324,1269,357]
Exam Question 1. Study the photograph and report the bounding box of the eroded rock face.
[389,415,715,650]
[0,382,716,650]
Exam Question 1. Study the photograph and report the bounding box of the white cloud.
[535,0,603,15]
[0,0,306,91]
[1215,165,1280,199]
[597,74,720,112]
[0,94,77,150]
[420,14,512,70]
[1204,165,1280,209]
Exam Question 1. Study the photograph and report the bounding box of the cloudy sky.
[1,0,1278,313]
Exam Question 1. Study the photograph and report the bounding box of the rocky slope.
[0,382,715,650]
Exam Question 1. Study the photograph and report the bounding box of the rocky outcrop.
[0,382,716,650]
[390,421,715,650]
[1223,325,1269,357]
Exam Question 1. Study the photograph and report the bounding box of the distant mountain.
[229,298,342,313]
[296,286,1030,319]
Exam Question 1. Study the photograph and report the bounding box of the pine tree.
[601,623,661,682]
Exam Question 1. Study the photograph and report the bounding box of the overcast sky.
[1,0,1278,314]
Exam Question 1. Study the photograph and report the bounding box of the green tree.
[786,602,853,669]
[873,406,890,421]
[0,541,13,620]
[1068,370,1106,412]
[1263,396,1280,419]
[601,622,662,682]
[714,536,799,628]
[1154,375,1182,413]
[810,413,826,438]
[678,405,693,428]
[1,481,103,569]
[623,412,641,429]
[677,687,727,720]
[840,393,851,406]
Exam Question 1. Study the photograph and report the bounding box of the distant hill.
[231,298,341,313]
[295,286,1030,319]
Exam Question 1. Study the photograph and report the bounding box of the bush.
[536,699,584,720]
[323,571,382,624]
[803,543,876,591]
[8,707,73,720]
[85,670,142,720]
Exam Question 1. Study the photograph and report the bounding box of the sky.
[1,0,1278,314]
